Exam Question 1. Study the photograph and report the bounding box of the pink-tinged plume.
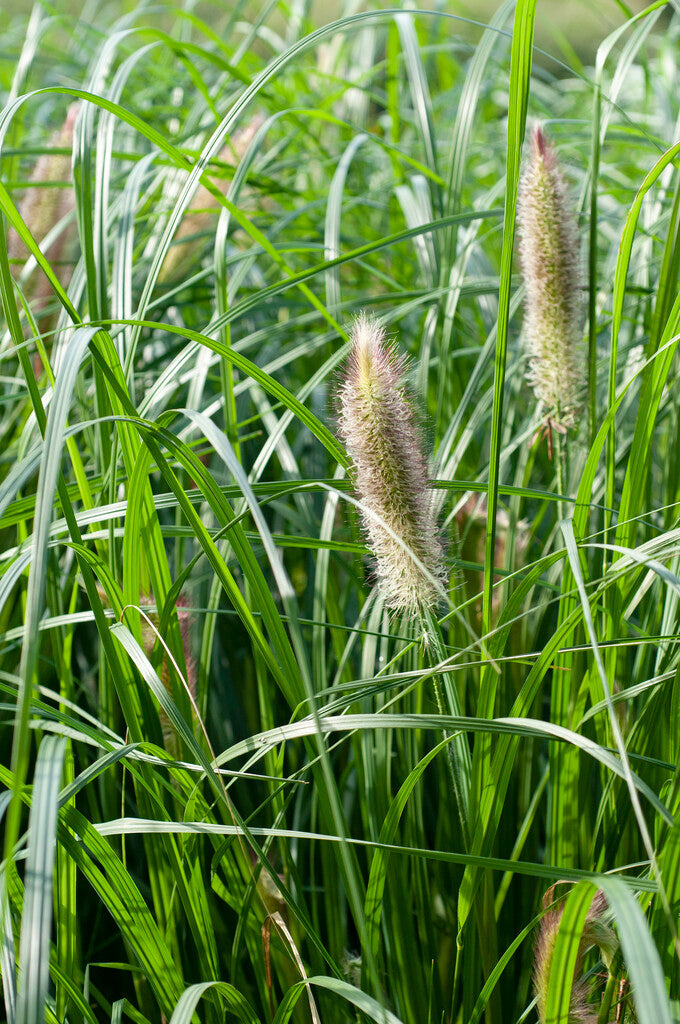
[518,125,584,428]
[534,886,619,1024]
[338,314,445,614]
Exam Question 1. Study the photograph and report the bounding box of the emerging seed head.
[534,886,619,1024]
[140,593,197,755]
[338,313,446,614]
[518,124,584,428]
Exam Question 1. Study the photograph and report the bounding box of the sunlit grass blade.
[4,326,97,867]
[168,982,261,1024]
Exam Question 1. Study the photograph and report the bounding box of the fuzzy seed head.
[533,887,619,1024]
[338,314,446,614]
[158,113,266,283]
[518,125,584,428]
[10,104,78,268]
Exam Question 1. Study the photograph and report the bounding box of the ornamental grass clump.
[338,313,446,614]
[518,124,584,429]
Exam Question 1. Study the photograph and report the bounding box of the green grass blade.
[168,982,261,1024]
[16,735,66,1024]
[481,0,536,643]
[4,327,97,869]
[543,882,597,1024]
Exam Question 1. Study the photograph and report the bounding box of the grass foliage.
[2,1,680,1022]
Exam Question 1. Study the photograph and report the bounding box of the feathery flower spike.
[534,885,619,1024]
[9,103,79,282]
[518,124,584,429]
[338,314,445,614]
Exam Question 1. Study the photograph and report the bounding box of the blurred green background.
[1,0,660,65]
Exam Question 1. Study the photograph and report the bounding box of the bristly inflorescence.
[9,103,79,279]
[338,313,446,615]
[518,124,585,429]
[533,886,619,1024]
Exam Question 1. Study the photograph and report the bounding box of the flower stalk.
[338,315,471,840]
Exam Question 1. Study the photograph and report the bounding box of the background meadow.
[2,1,680,1022]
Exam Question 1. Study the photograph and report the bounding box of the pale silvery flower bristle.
[338,314,446,614]
[518,125,584,428]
